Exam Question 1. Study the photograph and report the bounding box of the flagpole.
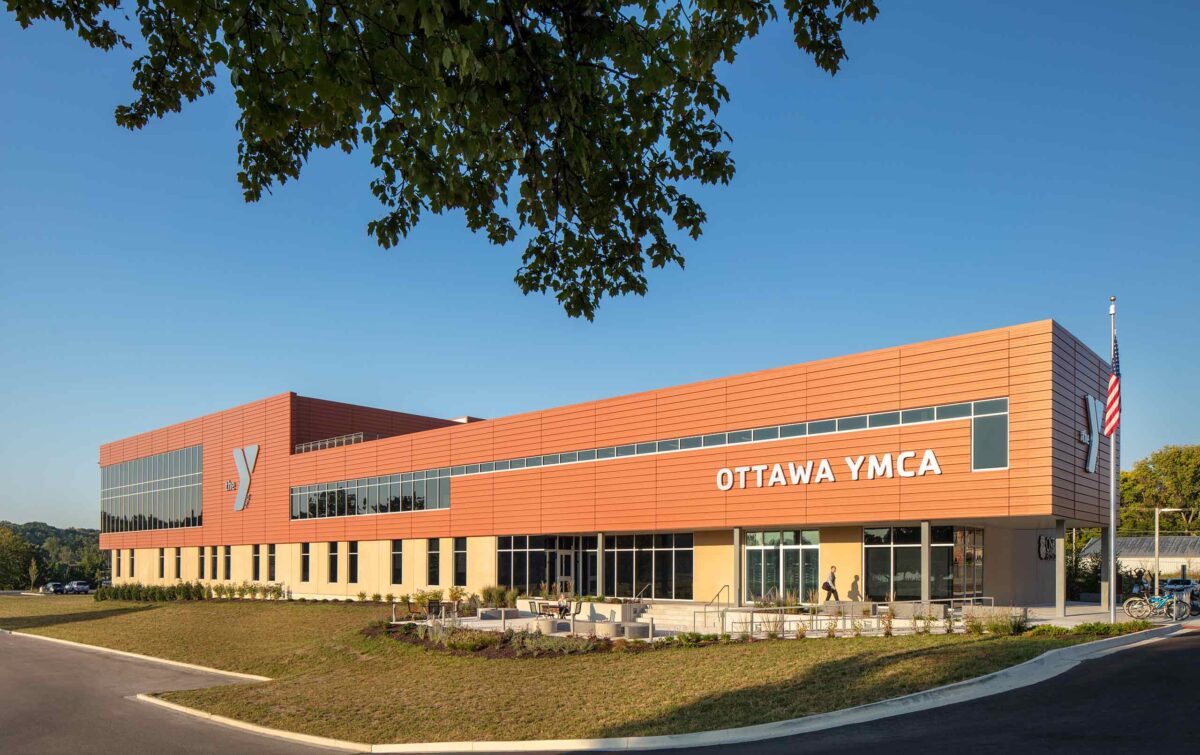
[1108,296,1117,623]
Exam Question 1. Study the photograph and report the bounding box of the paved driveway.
[0,632,335,754]
[660,627,1200,755]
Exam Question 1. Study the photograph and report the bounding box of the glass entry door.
[557,550,574,595]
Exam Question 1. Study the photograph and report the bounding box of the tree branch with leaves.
[6,0,879,318]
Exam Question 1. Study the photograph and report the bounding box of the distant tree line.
[0,521,109,589]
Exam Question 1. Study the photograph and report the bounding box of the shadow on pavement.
[591,635,1049,739]
[0,604,158,631]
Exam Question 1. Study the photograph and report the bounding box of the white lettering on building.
[715,450,942,490]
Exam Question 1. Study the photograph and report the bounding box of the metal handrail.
[631,583,651,603]
[693,584,730,632]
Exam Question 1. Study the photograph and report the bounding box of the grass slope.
[1,596,1089,744]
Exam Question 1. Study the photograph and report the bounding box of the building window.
[744,530,820,603]
[862,526,983,601]
[223,546,231,581]
[328,542,339,583]
[603,534,693,600]
[497,535,599,596]
[129,549,135,575]
[348,541,359,584]
[252,545,260,581]
[159,548,165,579]
[427,539,440,585]
[953,528,985,599]
[210,547,217,580]
[290,471,451,521]
[863,526,921,602]
[115,550,121,577]
[300,543,310,582]
[969,403,1008,468]
[174,548,181,580]
[198,547,205,579]
[454,537,467,587]
[391,540,403,584]
[268,544,276,581]
[100,444,203,533]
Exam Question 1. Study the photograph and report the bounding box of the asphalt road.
[0,631,336,754]
[663,627,1200,755]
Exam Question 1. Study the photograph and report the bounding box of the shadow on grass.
[0,604,159,631]
[593,636,1064,739]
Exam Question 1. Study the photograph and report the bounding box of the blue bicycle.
[1123,592,1188,621]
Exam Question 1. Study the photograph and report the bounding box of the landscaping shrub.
[445,630,502,652]
[964,616,984,635]
[1072,620,1152,636]
[984,614,1029,636]
[1026,624,1071,637]
[91,580,287,603]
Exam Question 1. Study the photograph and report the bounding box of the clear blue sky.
[2,2,1197,528]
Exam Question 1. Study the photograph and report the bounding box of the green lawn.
[1,596,1100,744]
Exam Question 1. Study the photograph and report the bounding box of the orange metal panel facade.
[98,320,1114,552]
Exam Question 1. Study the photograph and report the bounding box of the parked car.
[40,582,64,594]
[64,581,91,595]
[1162,578,1198,593]
[99,579,112,589]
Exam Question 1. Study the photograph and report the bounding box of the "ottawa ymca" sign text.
[715,450,942,491]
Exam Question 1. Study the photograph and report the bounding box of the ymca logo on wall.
[232,445,259,511]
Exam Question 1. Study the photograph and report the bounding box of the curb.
[136,695,369,752]
[133,623,1189,753]
[9,631,271,682]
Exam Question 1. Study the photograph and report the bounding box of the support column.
[1099,526,1110,611]
[1055,519,1067,619]
[596,532,605,597]
[732,527,742,607]
[920,521,931,604]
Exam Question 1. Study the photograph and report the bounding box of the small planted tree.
[28,558,38,591]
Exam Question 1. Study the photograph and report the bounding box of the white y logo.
[1082,395,1103,474]
[232,445,259,511]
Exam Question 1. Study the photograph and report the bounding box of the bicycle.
[1123,593,1189,621]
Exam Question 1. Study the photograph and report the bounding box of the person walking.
[822,565,839,602]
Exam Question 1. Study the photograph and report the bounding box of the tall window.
[953,528,985,599]
[454,537,467,587]
[603,534,693,600]
[348,541,359,584]
[744,530,820,603]
[198,547,205,579]
[427,539,440,585]
[115,550,121,577]
[174,548,181,580]
[328,542,339,583]
[158,548,165,579]
[971,399,1009,471]
[391,540,403,584]
[210,546,217,580]
[223,546,231,581]
[497,536,546,595]
[268,544,276,581]
[252,545,261,581]
[300,543,310,582]
[864,527,921,601]
[129,549,135,575]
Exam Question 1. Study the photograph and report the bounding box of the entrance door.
[557,550,574,595]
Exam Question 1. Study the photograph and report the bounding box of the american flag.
[1104,333,1120,436]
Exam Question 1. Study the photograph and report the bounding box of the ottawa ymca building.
[99,320,1117,611]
